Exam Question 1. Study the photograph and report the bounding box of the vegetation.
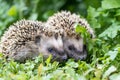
[0,0,120,80]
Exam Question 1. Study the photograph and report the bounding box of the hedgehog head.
[46,11,95,61]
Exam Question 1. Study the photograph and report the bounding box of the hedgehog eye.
[68,45,76,51]
[47,47,54,53]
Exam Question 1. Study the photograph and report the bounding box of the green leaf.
[38,64,43,76]
[75,23,87,33]
[87,7,101,29]
[87,6,100,18]
[29,13,38,20]
[109,73,120,80]
[115,9,120,16]
[106,50,118,60]
[7,5,17,16]
[103,66,117,79]
[102,0,120,9]
[45,55,52,66]
[66,61,78,68]
[88,18,101,29]
[99,22,120,38]
[75,23,90,39]
[43,10,55,20]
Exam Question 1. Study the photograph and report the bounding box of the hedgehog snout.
[59,50,68,60]
[74,47,87,61]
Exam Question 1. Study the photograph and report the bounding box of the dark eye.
[68,45,76,51]
[47,47,54,53]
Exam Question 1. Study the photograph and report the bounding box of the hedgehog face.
[35,34,67,62]
[63,36,87,61]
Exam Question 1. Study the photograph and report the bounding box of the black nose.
[79,57,85,60]
[62,55,67,61]
[58,50,65,56]
[78,54,87,60]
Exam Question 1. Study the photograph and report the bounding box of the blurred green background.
[0,0,101,36]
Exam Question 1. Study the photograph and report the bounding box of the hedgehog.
[45,11,95,61]
[0,20,67,62]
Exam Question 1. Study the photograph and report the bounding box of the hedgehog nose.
[78,54,87,60]
[62,55,67,61]
[79,56,85,60]
[77,50,83,54]
[58,50,65,55]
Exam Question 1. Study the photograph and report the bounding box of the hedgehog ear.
[35,35,41,43]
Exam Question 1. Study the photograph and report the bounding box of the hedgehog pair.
[0,11,94,62]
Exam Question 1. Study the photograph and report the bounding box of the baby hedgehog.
[46,11,95,61]
[0,20,67,62]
